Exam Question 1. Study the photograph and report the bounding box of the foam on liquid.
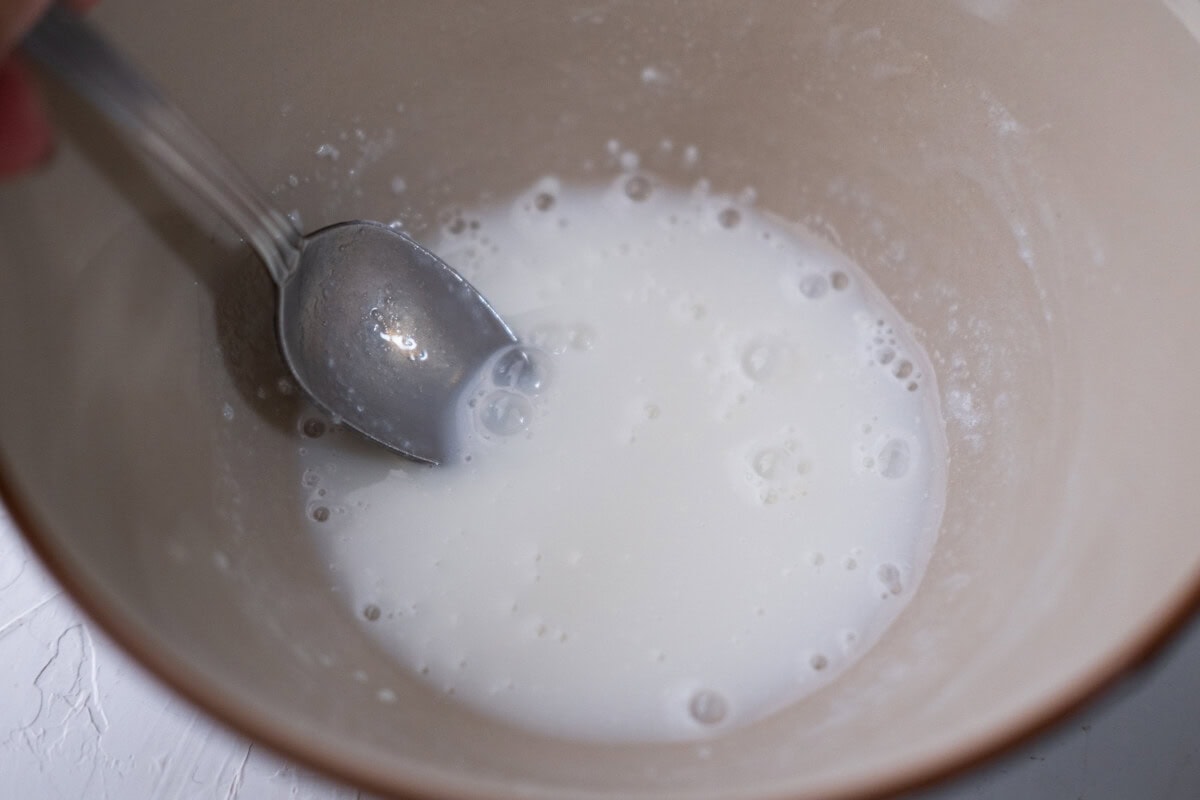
[299,174,947,742]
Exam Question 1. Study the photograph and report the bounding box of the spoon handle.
[23,5,302,285]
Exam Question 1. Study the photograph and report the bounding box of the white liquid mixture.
[299,174,947,742]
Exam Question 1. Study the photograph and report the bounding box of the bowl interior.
[3,1,1200,798]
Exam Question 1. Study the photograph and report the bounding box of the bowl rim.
[2,458,1198,800]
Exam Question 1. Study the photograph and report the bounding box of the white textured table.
[3,504,1198,799]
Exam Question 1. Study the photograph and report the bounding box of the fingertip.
[0,56,55,178]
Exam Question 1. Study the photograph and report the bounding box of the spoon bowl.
[281,221,515,463]
[24,5,514,464]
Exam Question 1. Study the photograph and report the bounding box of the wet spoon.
[23,6,517,464]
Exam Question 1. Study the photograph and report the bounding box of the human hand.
[0,0,93,177]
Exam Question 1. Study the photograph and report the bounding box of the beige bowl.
[3,1,1200,797]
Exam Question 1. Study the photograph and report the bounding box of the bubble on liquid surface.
[688,689,728,726]
[877,438,911,479]
[877,563,904,596]
[363,604,382,621]
[569,325,596,352]
[492,346,548,395]
[810,653,829,671]
[752,448,782,479]
[479,390,533,437]
[525,323,573,355]
[534,192,556,212]
[671,296,707,322]
[741,341,779,382]
[798,273,829,299]
[831,271,850,291]
[311,505,330,522]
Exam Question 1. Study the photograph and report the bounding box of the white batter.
[299,174,947,741]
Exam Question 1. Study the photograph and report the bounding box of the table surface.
[2,505,1198,800]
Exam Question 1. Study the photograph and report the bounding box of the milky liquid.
[300,174,947,742]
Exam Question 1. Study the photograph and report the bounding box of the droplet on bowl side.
[301,417,327,438]
[624,175,652,202]
[717,207,742,229]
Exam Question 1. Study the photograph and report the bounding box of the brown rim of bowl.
[1,456,1198,800]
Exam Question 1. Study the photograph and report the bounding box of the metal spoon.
[23,6,517,464]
